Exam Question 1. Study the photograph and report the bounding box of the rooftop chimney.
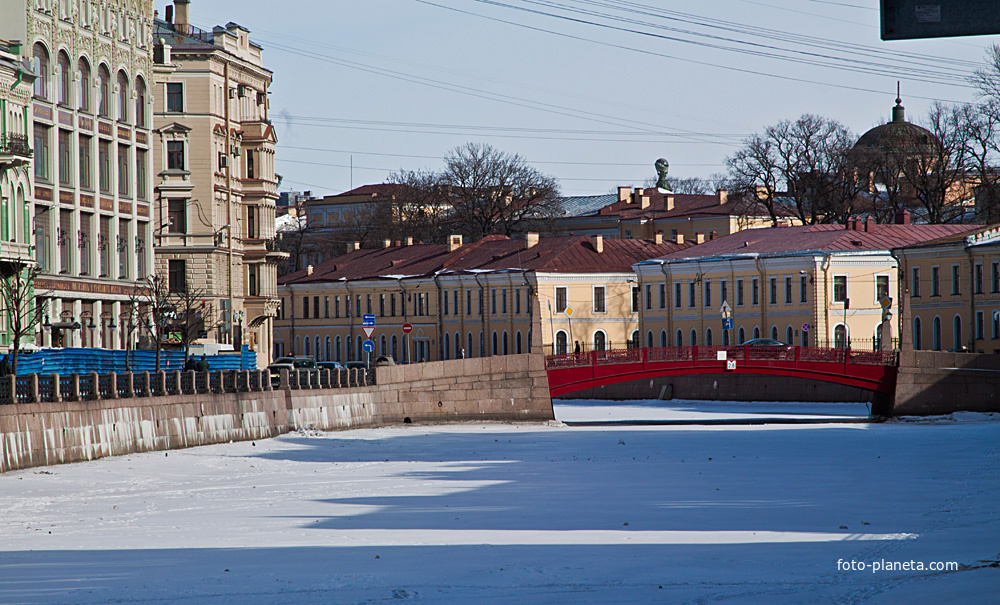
[894,209,911,225]
[640,194,650,209]
[383,239,392,248]
[664,194,674,212]
[717,188,728,205]
[348,241,361,253]
[617,186,631,203]
[696,233,705,244]
[632,188,644,203]
[165,5,173,23]
[592,235,604,253]
[846,217,859,231]
[709,230,718,241]
[448,234,463,252]
[405,236,414,246]
[675,233,684,245]
[526,232,539,249]
[864,216,876,232]
[306,265,313,276]
[654,231,663,245]
[174,0,190,30]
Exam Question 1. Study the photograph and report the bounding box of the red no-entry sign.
[402,323,412,333]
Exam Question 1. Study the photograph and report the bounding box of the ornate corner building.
[152,1,284,365]
[0,0,156,349]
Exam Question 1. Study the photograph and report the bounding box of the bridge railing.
[546,345,898,371]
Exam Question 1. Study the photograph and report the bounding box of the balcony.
[0,134,32,168]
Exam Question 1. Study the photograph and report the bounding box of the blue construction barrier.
[8,346,257,375]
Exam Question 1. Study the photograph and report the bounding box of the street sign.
[722,317,733,330]
[726,360,737,371]
[362,314,376,327]
[565,305,575,318]
[363,326,375,339]
[362,339,375,353]
[720,300,732,318]
[801,323,810,332]
[402,323,412,333]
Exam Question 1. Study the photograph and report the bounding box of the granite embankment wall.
[0,354,552,473]
[891,351,1000,415]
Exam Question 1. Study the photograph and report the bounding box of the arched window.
[835,324,848,349]
[801,328,809,347]
[660,329,667,347]
[294,336,300,356]
[953,315,963,351]
[392,335,398,360]
[771,325,779,341]
[705,328,713,346]
[913,317,922,350]
[932,316,941,351]
[502,331,509,355]
[527,329,532,353]
[491,331,498,356]
[676,329,683,346]
[690,329,697,346]
[134,76,147,128]
[516,330,523,354]
[325,336,331,361]
[455,333,462,358]
[356,335,363,360]
[593,330,606,351]
[334,335,341,361]
[467,332,473,358]
[77,57,91,112]
[479,331,485,357]
[646,330,653,348]
[117,70,129,122]
[786,325,794,345]
[57,51,71,105]
[380,334,387,356]
[630,330,639,348]
[753,326,760,339]
[314,336,320,360]
[443,333,450,359]
[723,329,730,345]
[97,64,111,117]
[33,43,49,99]
[556,330,568,355]
[738,327,745,344]
[303,336,311,356]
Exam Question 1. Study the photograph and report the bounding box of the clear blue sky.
[172,1,995,196]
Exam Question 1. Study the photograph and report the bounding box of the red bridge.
[545,345,899,397]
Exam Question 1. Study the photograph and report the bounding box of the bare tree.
[956,101,1000,223]
[725,133,785,226]
[898,102,972,223]
[169,279,221,364]
[0,261,46,374]
[440,143,561,238]
[133,273,173,371]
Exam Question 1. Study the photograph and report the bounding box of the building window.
[246,149,255,179]
[768,277,777,305]
[136,149,147,200]
[593,286,606,313]
[77,58,91,112]
[951,265,961,295]
[34,125,50,182]
[465,290,472,315]
[390,294,395,317]
[658,283,666,309]
[674,282,681,308]
[478,290,483,316]
[166,82,183,112]
[167,141,184,170]
[737,279,744,306]
[515,288,521,314]
[58,130,72,185]
[117,70,129,122]
[976,310,985,340]
[632,286,640,313]
[491,288,497,315]
[135,77,147,128]
[688,282,695,308]
[555,287,568,313]
[303,296,310,319]
[931,266,940,296]
[32,43,49,99]
[380,293,386,316]
[501,288,507,314]
[314,296,320,318]
[79,135,92,189]
[168,199,186,233]
[784,276,792,304]
[99,140,111,193]
[912,267,921,297]
[751,278,759,305]
[720,280,728,304]
[117,144,130,196]
[704,280,711,308]
[248,265,260,296]
[57,51,71,106]
[833,275,847,303]
[168,259,186,292]
[876,275,890,302]
[97,64,111,117]
[800,275,808,303]
[975,264,983,295]
[646,284,653,310]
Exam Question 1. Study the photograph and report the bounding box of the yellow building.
[894,225,1000,353]
[635,217,973,350]
[152,1,285,363]
[274,233,689,362]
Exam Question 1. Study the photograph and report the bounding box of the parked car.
[267,363,295,387]
[274,356,316,368]
[317,361,344,371]
[345,361,367,370]
[743,338,791,347]
[372,355,395,367]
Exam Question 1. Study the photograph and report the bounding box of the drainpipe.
[821,255,832,347]
[396,278,407,363]
[659,261,672,344]
[9,68,24,91]
[288,285,296,355]
[889,248,906,351]
[474,272,489,356]
[755,257,767,339]
[345,281,355,360]
[433,272,443,359]
[968,245,976,351]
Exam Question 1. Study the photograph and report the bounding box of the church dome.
[854,96,940,155]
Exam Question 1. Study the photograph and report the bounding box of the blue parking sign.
[362,339,375,353]
[362,314,376,327]
[722,318,733,330]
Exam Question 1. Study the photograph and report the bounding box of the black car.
[743,338,790,347]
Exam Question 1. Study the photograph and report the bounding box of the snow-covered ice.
[0,400,997,603]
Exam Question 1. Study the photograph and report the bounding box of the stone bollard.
[125,372,134,399]
[140,371,150,397]
[109,373,118,399]
[172,370,182,395]
[51,373,61,402]
[279,368,289,390]
[185,370,196,395]
[214,370,224,394]
[29,374,39,403]
[262,369,272,391]
[69,374,80,402]
[89,372,100,400]
[157,371,167,397]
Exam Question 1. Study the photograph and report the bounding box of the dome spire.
[892,81,905,123]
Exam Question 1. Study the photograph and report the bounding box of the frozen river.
[0,400,997,603]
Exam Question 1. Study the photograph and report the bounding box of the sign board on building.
[880,0,1000,40]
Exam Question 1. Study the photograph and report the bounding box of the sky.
[168,1,998,197]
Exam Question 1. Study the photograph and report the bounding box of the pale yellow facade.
[635,253,898,350]
[274,270,643,361]
[153,4,285,365]
[895,227,1000,353]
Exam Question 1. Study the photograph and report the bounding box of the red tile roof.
[651,222,979,262]
[597,189,788,221]
[280,235,691,285]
